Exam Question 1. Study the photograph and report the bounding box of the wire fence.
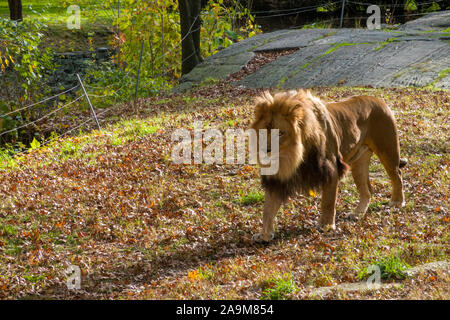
[1,0,446,160]
[0,85,79,119]
[0,72,111,156]
[251,2,341,19]
[0,11,204,158]
[346,0,445,7]
[0,94,85,138]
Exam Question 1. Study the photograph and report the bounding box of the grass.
[0,84,448,300]
[261,274,297,300]
[357,255,411,281]
[0,0,113,51]
[240,191,265,205]
[0,1,109,23]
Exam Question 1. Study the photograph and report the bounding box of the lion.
[250,90,407,242]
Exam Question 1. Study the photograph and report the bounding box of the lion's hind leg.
[350,149,373,219]
[374,144,405,207]
[378,153,405,207]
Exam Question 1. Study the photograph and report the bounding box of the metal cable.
[0,94,85,138]
[347,0,444,7]
[0,85,80,118]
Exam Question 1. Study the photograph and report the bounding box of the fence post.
[149,39,154,77]
[134,40,145,112]
[76,73,101,130]
[340,0,346,28]
[118,0,121,69]
[161,9,165,76]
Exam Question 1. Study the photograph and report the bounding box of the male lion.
[251,90,406,242]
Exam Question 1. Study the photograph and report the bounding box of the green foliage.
[357,255,411,281]
[301,21,332,29]
[405,0,418,11]
[0,17,54,99]
[261,274,297,300]
[240,191,265,205]
[78,0,260,94]
[422,2,441,13]
[83,60,170,106]
[201,0,260,57]
[0,16,55,142]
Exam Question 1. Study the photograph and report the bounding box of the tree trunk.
[8,0,23,21]
[178,0,203,76]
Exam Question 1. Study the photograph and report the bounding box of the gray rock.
[310,260,449,298]
[172,81,193,94]
[179,10,450,91]
[398,10,450,31]
[405,261,450,277]
[255,29,332,51]
[311,282,401,297]
[310,28,394,45]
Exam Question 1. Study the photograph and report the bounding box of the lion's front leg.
[253,191,282,242]
[318,175,339,231]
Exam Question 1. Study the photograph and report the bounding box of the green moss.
[277,76,289,89]
[319,42,370,58]
[426,68,450,89]
[373,37,398,51]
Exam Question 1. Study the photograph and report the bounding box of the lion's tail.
[399,158,408,168]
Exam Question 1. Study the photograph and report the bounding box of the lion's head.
[250,90,328,182]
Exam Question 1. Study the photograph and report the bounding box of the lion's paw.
[318,223,336,233]
[346,211,365,220]
[389,200,405,208]
[252,232,274,243]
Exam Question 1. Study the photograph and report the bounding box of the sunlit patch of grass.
[368,199,390,211]
[260,273,297,300]
[59,139,82,159]
[225,119,235,127]
[357,255,411,281]
[240,191,265,205]
[23,274,45,284]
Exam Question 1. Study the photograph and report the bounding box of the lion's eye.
[279,131,285,137]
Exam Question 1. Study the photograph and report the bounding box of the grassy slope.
[0,1,108,21]
[0,85,448,299]
[0,0,113,51]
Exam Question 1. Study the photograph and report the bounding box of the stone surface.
[398,10,450,31]
[175,10,450,92]
[311,281,401,297]
[51,48,114,91]
[309,260,449,298]
[405,261,450,277]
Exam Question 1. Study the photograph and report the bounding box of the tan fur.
[251,90,406,242]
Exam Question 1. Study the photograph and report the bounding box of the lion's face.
[250,91,307,181]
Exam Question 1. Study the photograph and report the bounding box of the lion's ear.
[255,91,273,105]
[254,91,273,117]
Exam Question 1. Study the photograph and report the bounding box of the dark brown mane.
[261,144,348,201]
